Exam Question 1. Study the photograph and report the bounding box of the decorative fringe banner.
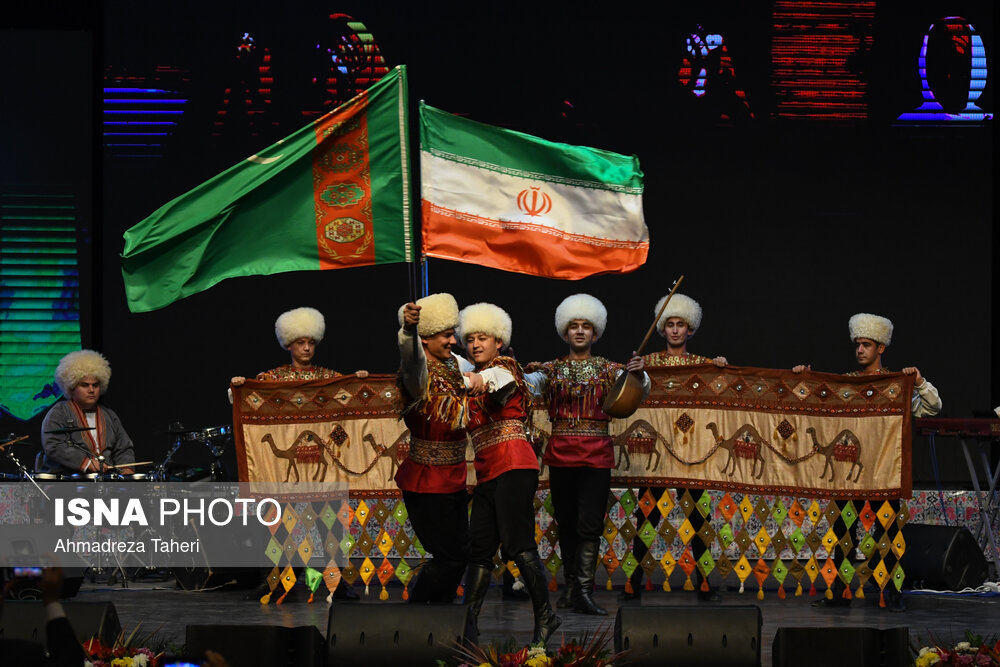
[230,368,917,601]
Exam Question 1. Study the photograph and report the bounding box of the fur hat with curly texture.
[458,302,513,347]
[654,293,702,335]
[554,294,607,339]
[397,293,460,337]
[55,349,111,396]
[275,307,325,348]
[849,313,893,346]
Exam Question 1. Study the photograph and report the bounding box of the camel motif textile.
[232,374,413,495]
[602,365,915,499]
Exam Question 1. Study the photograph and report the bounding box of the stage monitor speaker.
[185,624,323,667]
[900,523,988,590]
[773,627,909,667]
[327,602,468,665]
[613,604,762,667]
[0,600,120,645]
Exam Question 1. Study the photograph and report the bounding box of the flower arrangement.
[82,623,168,667]
[913,632,1000,667]
[83,637,159,667]
[443,626,626,667]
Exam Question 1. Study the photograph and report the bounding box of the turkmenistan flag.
[121,65,413,313]
[419,102,647,280]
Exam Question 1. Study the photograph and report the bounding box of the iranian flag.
[419,102,647,279]
[121,66,412,313]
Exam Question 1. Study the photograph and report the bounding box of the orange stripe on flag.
[421,201,648,279]
[312,96,377,269]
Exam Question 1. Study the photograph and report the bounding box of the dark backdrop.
[3,1,994,484]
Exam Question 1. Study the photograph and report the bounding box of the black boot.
[556,571,577,609]
[463,564,493,642]
[811,576,850,608]
[431,561,466,604]
[513,550,562,645]
[332,579,359,600]
[572,541,607,615]
[883,584,906,613]
[695,569,721,602]
[408,562,439,603]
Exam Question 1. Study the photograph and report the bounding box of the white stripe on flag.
[420,152,647,244]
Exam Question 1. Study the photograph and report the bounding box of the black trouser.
[632,487,709,583]
[549,467,611,573]
[403,489,471,602]
[469,469,540,565]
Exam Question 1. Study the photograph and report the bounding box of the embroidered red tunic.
[536,356,622,469]
[394,356,470,494]
[467,356,539,483]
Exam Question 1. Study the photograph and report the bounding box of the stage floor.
[70,575,999,666]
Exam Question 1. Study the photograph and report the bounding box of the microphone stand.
[1,435,50,501]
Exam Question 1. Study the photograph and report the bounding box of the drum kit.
[2,424,234,588]
[1,422,233,486]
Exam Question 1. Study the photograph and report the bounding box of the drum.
[30,472,65,481]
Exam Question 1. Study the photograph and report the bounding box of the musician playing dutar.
[39,349,135,475]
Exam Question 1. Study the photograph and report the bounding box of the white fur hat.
[655,293,702,335]
[397,292,460,337]
[458,302,513,347]
[275,307,325,348]
[849,313,893,346]
[554,294,607,338]
[55,349,111,396]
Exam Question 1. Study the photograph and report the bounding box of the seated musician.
[39,350,135,476]
[794,312,942,610]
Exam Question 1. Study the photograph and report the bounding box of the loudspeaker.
[327,603,468,665]
[185,624,324,667]
[613,605,762,667]
[773,627,909,667]
[900,524,988,590]
[0,600,121,645]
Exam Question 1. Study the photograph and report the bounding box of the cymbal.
[44,426,94,434]
[154,424,196,435]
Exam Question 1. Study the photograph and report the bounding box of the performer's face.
[71,376,102,410]
[564,319,597,352]
[854,338,885,368]
[422,328,457,362]
[662,317,693,348]
[465,332,503,367]
[287,337,317,367]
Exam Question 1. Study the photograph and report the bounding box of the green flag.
[121,65,412,313]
